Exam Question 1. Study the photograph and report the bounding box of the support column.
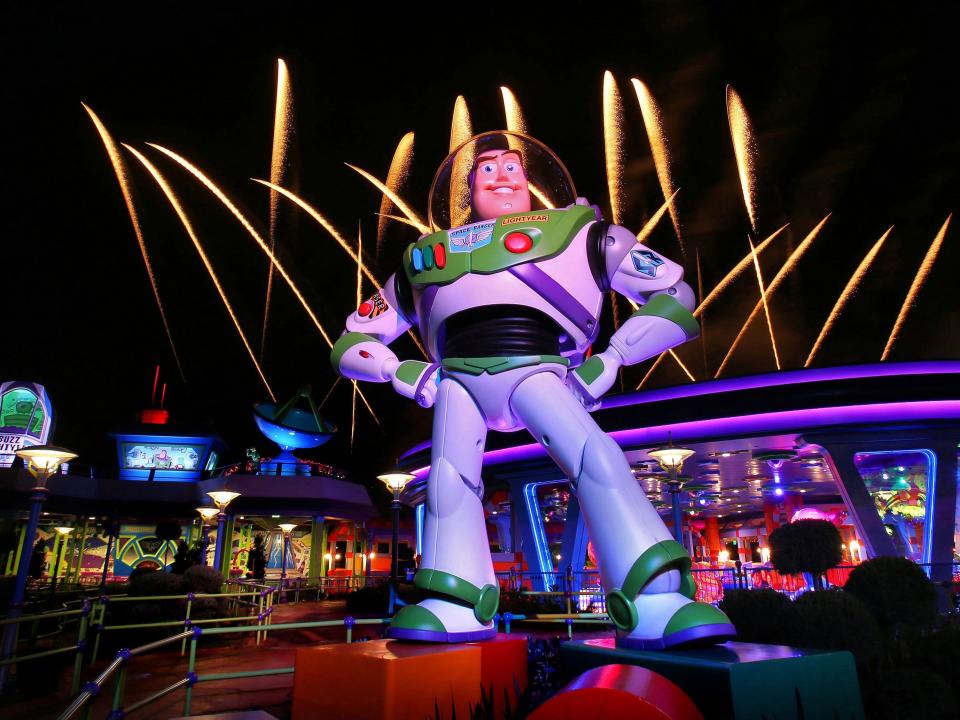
[71,520,89,585]
[308,516,325,579]
[558,495,589,591]
[704,517,721,562]
[7,523,26,576]
[509,478,553,591]
[319,523,329,578]
[218,515,235,579]
[49,529,61,584]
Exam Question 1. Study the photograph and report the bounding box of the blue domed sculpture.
[253,386,336,475]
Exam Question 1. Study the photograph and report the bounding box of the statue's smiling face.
[470,149,531,220]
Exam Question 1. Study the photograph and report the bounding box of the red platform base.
[292,635,527,720]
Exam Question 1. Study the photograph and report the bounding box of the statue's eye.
[481,163,496,174]
[504,162,518,172]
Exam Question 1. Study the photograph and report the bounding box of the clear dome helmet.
[427,131,577,231]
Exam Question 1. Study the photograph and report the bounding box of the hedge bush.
[843,557,938,630]
[718,589,791,644]
[782,589,880,665]
[769,520,841,589]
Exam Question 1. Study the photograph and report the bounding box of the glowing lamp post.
[649,445,695,546]
[1,444,77,691]
[195,507,219,566]
[207,490,240,571]
[378,472,414,615]
[278,523,297,584]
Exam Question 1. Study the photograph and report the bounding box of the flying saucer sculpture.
[253,386,336,476]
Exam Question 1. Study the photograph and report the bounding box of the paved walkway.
[2,600,615,719]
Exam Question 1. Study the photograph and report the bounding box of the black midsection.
[441,305,562,357]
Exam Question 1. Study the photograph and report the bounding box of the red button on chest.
[358,302,372,317]
[504,231,533,253]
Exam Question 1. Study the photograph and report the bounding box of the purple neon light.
[602,360,960,410]
[407,400,960,476]
[399,362,960,462]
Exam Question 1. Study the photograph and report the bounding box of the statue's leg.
[387,377,498,642]
[510,370,734,649]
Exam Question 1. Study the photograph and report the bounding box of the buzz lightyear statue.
[332,132,734,649]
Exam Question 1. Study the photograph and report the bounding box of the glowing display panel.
[122,443,202,471]
[854,449,935,564]
[0,381,53,467]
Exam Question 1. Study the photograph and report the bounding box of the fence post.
[503,612,513,634]
[181,594,194,656]
[183,628,200,716]
[91,596,108,665]
[110,649,130,716]
[344,616,355,644]
[71,601,92,694]
[565,565,573,615]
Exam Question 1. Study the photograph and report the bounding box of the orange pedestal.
[469,634,528,716]
[293,635,526,720]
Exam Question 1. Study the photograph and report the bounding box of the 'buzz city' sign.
[0,381,54,467]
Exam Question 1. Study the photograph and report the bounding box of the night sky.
[3,3,958,491]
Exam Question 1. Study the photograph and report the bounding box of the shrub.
[782,589,880,665]
[346,584,390,614]
[718,589,791,644]
[498,588,564,616]
[129,568,185,596]
[769,520,841,589]
[843,557,938,630]
[861,668,958,720]
[184,565,223,594]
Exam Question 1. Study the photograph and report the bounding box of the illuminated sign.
[122,443,202,471]
[0,381,53,467]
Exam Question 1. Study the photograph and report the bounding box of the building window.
[335,540,347,569]
[376,541,390,555]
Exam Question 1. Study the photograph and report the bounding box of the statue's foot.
[386,598,496,643]
[615,592,735,650]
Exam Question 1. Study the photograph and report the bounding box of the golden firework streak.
[636,190,680,245]
[500,86,528,134]
[124,145,276,401]
[81,103,186,382]
[631,78,684,253]
[377,132,415,257]
[881,215,952,361]
[805,227,893,366]
[345,164,429,233]
[255,180,428,359]
[602,71,626,224]
[450,96,474,228]
[635,224,786,390]
[147,143,336,347]
[262,58,295,359]
[748,235,781,370]
[715,215,831,377]
[726,85,760,234]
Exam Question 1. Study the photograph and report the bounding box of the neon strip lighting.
[523,481,561,583]
[415,503,425,556]
[855,448,938,568]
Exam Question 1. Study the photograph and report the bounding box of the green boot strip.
[605,540,696,632]
[441,355,569,376]
[390,603,446,632]
[414,568,500,623]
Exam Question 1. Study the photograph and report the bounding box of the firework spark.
[345,164,430,233]
[715,215,831,376]
[669,350,696,382]
[124,145,276,401]
[377,132,415,258]
[805,227,893,366]
[319,377,341,409]
[500,86,528,134]
[82,103,186,382]
[631,78,683,253]
[147,142,335,348]
[881,215,952,361]
[748,235,781,370]
[256,179,427,359]
[726,85,760,234]
[637,352,668,390]
[261,58,295,359]
[636,190,680,246]
[695,224,788,317]
[450,96,475,228]
[602,71,626,224]
[352,224,363,451]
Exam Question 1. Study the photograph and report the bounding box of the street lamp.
[51,527,73,592]
[195,507,219,566]
[378,471,414,615]
[1,444,77,691]
[207,491,240,571]
[649,444,695,546]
